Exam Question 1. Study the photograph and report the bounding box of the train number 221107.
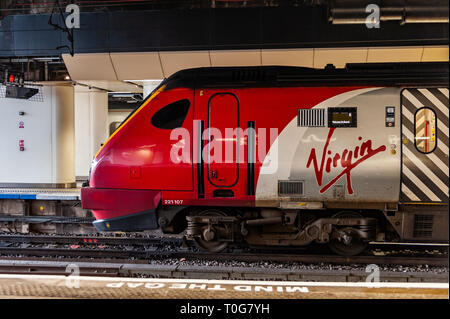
[163,199,184,205]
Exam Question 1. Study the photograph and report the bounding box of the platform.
[0,275,447,299]
[0,188,81,201]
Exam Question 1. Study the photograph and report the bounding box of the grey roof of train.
[161,62,449,90]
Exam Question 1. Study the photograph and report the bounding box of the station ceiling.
[1,2,448,92]
[1,6,447,57]
[62,45,448,92]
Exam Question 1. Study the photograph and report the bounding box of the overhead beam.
[0,6,448,57]
[330,0,449,24]
[62,45,449,80]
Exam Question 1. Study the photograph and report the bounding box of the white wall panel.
[367,47,423,62]
[74,86,108,178]
[262,49,313,67]
[421,46,449,62]
[142,80,162,98]
[108,110,132,135]
[64,46,448,82]
[210,50,261,66]
[52,85,75,183]
[314,47,367,68]
[74,91,90,178]
[110,52,163,80]
[160,51,210,77]
[62,53,117,80]
[0,82,75,186]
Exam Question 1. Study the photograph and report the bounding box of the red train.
[82,63,449,255]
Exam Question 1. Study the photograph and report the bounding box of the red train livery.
[82,63,449,255]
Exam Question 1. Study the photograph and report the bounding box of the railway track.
[0,233,447,267]
[0,256,447,283]
[0,246,447,266]
[0,233,182,246]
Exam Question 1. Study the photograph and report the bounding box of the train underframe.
[0,198,447,256]
[157,204,449,256]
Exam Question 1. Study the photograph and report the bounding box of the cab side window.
[414,107,437,154]
[151,99,190,130]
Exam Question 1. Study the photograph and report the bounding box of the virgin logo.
[306,128,386,195]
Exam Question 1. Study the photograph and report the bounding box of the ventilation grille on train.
[278,180,304,196]
[298,109,326,127]
[413,214,434,238]
[232,69,267,82]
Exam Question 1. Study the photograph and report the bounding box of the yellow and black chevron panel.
[401,88,449,203]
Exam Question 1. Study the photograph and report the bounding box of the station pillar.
[74,85,108,180]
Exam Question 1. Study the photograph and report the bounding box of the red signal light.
[9,74,14,82]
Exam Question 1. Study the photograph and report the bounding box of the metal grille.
[0,83,44,102]
[298,108,325,127]
[232,69,266,82]
[278,180,304,196]
[413,214,434,238]
[0,188,79,193]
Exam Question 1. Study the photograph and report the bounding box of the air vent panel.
[413,214,433,238]
[298,108,326,127]
[232,69,267,82]
[278,180,304,196]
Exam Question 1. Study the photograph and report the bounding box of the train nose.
[81,187,161,232]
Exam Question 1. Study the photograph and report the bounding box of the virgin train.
[81,62,449,255]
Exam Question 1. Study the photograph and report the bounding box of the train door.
[207,93,240,190]
[401,88,449,203]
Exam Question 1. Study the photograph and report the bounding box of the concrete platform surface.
[0,275,447,299]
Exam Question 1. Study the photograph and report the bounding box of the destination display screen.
[328,107,357,127]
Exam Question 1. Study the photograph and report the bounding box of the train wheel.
[193,209,230,253]
[328,211,368,256]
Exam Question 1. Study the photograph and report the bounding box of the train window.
[415,107,437,154]
[151,99,190,129]
[109,121,122,135]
